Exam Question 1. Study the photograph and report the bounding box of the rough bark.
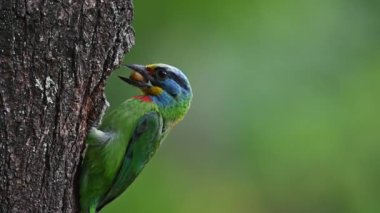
[0,0,134,212]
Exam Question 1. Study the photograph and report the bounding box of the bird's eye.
[156,68,168,80]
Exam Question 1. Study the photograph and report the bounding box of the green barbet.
[79,64,192,213]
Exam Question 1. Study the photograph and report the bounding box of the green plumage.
[80,99,156,212]
[79,63,192,213]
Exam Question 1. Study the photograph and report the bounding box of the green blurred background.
[103,0,380,212]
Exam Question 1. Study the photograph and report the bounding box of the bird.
[79,63,193,213]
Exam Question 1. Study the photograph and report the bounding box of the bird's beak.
[119,64,154,89]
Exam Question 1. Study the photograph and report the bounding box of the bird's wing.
[80,99,158,212]
[97,111,163,211]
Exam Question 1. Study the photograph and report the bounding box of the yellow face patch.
[143,86,163,96]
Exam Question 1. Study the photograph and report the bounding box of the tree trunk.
[0,0,134,212]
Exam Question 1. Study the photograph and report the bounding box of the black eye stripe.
[155,67,166,72]
[157,70,168,78]
[169,73,189,91]
[155,67,190,91]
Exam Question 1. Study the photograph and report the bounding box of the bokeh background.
[103,0,380,212]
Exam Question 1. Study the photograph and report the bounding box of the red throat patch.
[133,95,152,102]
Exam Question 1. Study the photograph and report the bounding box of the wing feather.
[96,112,163,211]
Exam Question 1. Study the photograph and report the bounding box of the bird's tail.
[81,203,97,213]
[89,206,97,213]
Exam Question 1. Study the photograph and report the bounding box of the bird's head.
[120,63,193,118]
